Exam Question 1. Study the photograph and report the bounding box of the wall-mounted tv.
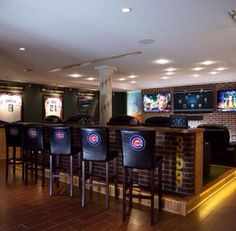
[173,90,213,113]
[217,89,236,112]
[143,93,171,112]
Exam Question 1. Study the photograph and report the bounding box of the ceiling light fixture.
[19,47,26,51]
[192,67,204,71]
[69,73,82,78]
[166,72,175,75]
[87,77,95,81]
[165,67,177,72]
[155,59,170,64]
[200,60,215,65]
[138,39,155,45]
[118,78,126,81]
[161,76,169,80]
[131,81,136,84]
[129,75,137,78]
[192,74,200,77]
[121,7,132,13]
[214,67,227,71]
[209,71,218,75]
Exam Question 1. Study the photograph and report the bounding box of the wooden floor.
[1,161,236,231]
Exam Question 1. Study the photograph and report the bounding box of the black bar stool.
[80,127,118,209]
[22,124,45,187]
[4,123,24,180]
[49,126,77,197]
[120,129,163,225]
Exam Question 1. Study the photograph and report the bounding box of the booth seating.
[49,126,78,197]
[197,124,236,167]
[80,127,118,209]
[65,114,93,124]
[120,129,163,225]
[107,115,140,126]
[143,116,170,127]
[4,123,24,180]
[203,142,212,177]
[22,124,45,186]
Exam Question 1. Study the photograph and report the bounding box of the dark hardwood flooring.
[1,161,236,231]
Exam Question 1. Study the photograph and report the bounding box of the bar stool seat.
[120,129,163,225]
[22,124,45,187]
[49,126,80,196]
[5,123,24,180]
[80,127,118,209]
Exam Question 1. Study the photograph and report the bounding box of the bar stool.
[80,127,118,209]
[49,125,76,197]
[120,129,163,225]
[5,123,24,180]
[22,124,45,187]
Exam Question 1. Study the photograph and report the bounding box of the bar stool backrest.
[81,127,109,161]
[120,129,156,169]
[5,123,22,147]
[23,124,44,151]
[49,126,72,155]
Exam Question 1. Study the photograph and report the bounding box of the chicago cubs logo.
[87,132,100,146]
[28,128,38,139]
[9,127,18,136]
[54,130,66,142]
[129,135,145,151]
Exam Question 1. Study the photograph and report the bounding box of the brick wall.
[142,82,236,141]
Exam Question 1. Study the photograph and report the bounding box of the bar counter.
[0,124,204,196]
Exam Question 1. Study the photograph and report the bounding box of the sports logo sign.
[129,135,145,151]
[54,130,66,142]
[9,127,18,136]
[28,128,38,139]
[87,132,100,146]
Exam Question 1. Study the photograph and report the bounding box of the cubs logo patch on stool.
[54,130,66,142]
[87,132,100,146]
[9,127,18,136]
[28,128,38,139]
[129,135,145,151]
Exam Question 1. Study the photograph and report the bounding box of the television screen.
[174,90,213,113]
[143,93,171,112]
[217,89,236,112]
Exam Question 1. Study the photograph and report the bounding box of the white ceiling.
[0,0,236,91]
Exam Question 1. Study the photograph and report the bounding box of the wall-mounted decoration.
[127,91,142,122]
[43,95,63,119]
[217,89,236,112]
[0,93,22,122]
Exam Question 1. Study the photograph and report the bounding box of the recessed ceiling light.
[121,7,132,13]
[192,74,200,77]
[19,47,26,51]
[192,67,204,71]
[214,67,227,71]
[200,60,215,65]
[131,81,136,84]
[165,67,177,72]
[87,77,95,81]
[139,39,155,45]
[166,72,175,75]
[155,59,170,64]
[129,75,137,78]
[161,76,169,80]
[118,78,126,81]
[69,73,82,78]
[209,71,218,75]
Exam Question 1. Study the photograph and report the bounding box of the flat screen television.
[173,90,213,113]
[143,93,171,112]
[217,89,236,112]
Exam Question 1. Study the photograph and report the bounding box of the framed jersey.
[0,93,23,123]
[43,95,63,119]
